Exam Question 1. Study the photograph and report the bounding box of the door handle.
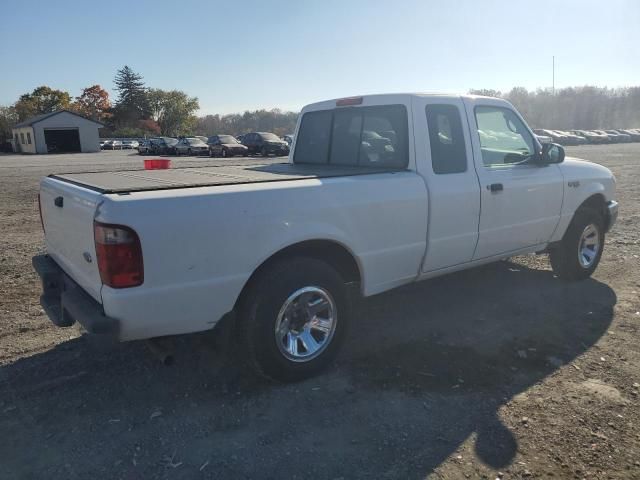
[487,183,503,193]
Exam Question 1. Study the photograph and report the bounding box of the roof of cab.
[301,93,503,113]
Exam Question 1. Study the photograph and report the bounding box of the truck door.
[462,97,564,259]
[412,97,481,272]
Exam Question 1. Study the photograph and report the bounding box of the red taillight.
[37,194,45,233]
[336,96,363,107]
[94,222,144,288]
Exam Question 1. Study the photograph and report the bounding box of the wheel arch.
[552,192,608,244]
[577,193,607,217]
[234,239,363,311]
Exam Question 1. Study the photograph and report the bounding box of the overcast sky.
[1,0,639,114]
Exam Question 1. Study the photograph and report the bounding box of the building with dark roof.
[12,110,104,154]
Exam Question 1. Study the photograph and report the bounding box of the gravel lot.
[0,147,638,479]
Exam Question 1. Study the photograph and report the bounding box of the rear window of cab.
[294,104,409,168]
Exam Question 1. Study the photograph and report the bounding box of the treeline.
[195,109,298,137]
[0,64,299,143]
[0,66,201,142]
[4,77,639,144]
[470,86,640,130]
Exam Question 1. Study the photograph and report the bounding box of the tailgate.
[40,177,103,302]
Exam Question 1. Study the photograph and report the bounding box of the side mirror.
[540,142,565,164]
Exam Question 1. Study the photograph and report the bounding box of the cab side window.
[425,104,467,174]
[475,106,535,166]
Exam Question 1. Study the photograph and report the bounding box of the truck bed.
[50,162,401,194]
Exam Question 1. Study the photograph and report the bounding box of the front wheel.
[549,208,604,281]
[261,146,268,157]
[237,257,350,382]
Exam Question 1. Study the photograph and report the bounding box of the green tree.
[14,86,72,120]
[112,66,149,127]
[148,89,199,136]
[0,105,19,143]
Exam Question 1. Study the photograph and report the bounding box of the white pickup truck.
[33,94,618,381]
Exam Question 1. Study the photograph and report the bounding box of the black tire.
[221,148,228,158]
[237,257,350,382]
[261,146,268,157]
[187,148,192,156]
[549,208,605,281]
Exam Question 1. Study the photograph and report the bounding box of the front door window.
[475,106,535,166]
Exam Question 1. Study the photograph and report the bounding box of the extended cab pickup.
[33,94,618,381]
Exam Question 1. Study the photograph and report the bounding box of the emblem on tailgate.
[83,252,93,263]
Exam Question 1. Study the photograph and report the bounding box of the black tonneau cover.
[50,163,401,194]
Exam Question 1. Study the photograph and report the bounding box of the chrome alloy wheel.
[274,286,337,362]
[578,223,600,268]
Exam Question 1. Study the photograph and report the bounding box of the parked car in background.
[283,134,295,145]
[175,137,209,156]
[572,130,607,144]
[591,130,614,143]
[556,130,588,145]
[148,137,178,155]
[605,130,631,142]
[534,129,568,144]
[242,132,290,156]
[100,140,107,149]
[208,135,249,157]
[535,133,552,144]
[618,129,640,141]
[102,140,123,150]
[137,140,152,155]
[122,140,139,149]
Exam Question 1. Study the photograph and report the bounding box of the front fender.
[550,158,616,242]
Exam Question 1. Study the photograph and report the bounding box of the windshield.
[218,135,238,144]
[259,133,281,141]
[187,138,205,145]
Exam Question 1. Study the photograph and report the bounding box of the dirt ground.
[0,147,638,479]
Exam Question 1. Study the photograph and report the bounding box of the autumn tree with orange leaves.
[73,85,111,122]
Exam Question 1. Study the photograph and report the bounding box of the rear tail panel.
[40,177,103,302]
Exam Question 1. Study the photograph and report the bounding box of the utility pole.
[552,56,555,95]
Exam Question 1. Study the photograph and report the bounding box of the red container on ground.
[144,159,171,170]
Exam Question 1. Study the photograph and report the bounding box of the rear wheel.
[549,208,604,281]
[237,257,350,382]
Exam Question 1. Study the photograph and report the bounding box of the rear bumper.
[606,200,618,232]
[32,254,119,336]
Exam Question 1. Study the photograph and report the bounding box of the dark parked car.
[174,137,208,156]
[283,134,294,145]
[102,140,123,150]
[207,135,249,157]
[148,137,178,155]
[241,132,290,156]
[137,139,151,155]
